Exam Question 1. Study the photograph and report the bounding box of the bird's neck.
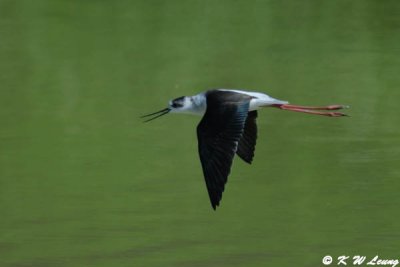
[188,93,207,115]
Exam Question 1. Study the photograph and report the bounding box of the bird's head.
[141,96,194,122]
[168,96,194,113]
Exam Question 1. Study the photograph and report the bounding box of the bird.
[141,89,348,210]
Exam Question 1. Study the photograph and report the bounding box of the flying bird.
[142,89,348,209]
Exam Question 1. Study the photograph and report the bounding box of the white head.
[141,95,205,122]
[168,96,198,114]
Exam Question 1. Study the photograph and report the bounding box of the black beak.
[141,108,171,122]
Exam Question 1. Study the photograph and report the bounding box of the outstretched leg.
[272,104,348,117]
[278,104,349,111]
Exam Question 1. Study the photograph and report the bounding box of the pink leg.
[276,104,348,117]
[278,104,349,110]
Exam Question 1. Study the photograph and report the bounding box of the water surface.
[1,1,400,266]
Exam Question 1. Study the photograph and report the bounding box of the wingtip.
[211,202,219,210]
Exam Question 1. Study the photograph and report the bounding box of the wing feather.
[236,110,258,164]
[196,90,251,209]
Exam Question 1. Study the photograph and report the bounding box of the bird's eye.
[170,96,185,108]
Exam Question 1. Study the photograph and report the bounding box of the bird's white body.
[170,89,288,116]
[218,89,288,111]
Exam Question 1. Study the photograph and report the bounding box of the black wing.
[196,90,251,209]
[236,110,258,164]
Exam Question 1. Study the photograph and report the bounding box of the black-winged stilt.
[142,89,348,210]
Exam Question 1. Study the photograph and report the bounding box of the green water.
[1,1,400,266]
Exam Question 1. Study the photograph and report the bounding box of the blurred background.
[1,1,400,266]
